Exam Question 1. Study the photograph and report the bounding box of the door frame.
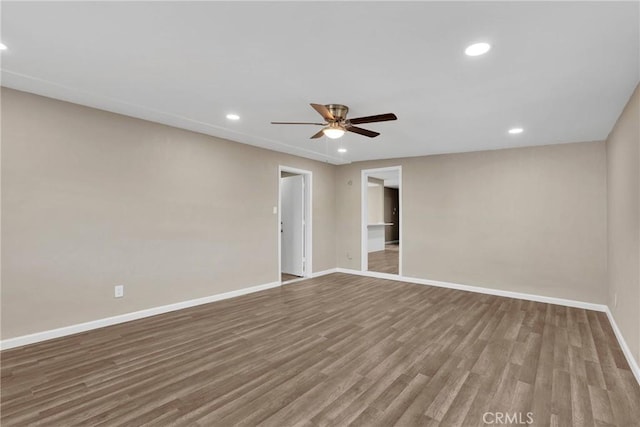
[278,165,313,282]
[361,166,402,275]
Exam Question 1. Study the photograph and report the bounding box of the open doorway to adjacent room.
[361,166,402,275]
[278,166,312,284]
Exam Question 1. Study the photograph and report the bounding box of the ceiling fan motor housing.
[326,104,349,122]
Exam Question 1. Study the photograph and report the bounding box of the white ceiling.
[2,2,638,165]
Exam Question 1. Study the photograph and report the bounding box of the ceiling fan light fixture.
[323,123,345,139]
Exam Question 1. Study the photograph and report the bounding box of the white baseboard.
[336,268,640,386]
[0,280,281,351]
[310,268,338,278]
[4,268,639,388]
[1,270,341,350]
[336,268,607,311]
[604,307,640,385]
[281,268,339,285]
[2,269,342,350]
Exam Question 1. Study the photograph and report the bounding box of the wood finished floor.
[369,243,399,275]
[2,273,639,426]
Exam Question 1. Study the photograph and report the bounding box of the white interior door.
[281,175,305,276]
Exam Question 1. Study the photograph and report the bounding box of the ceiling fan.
[271,104,397,139]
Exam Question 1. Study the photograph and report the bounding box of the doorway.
[279,166,312,284]
[361,166,402,275]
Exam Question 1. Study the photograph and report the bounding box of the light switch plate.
[115,285,124,298]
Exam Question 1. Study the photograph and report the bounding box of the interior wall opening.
[361,167,402,275]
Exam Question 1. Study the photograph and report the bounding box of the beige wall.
[1,88,336,339]
[0,86,618,343]
[336,141,608,303]
[367,177,384,224]
[607,84,640,366]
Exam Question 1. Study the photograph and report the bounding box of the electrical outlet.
[273,206,277,214]
[114,285,124,298]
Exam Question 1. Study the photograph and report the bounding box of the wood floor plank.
[551,369,573,426]
[368,372,430,426]
[589,384,615,425]
[438,371,483,426]
[571,373,596,426]
[531,316,556,426]
[1,273,639,426]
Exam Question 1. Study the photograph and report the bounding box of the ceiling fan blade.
[271,121,325,125]
[310,103,335,121]
[310,129,326,139]
[346,126,380,138]
[348,113,397,125]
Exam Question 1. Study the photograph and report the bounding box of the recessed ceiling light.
[465,42,491,56]
[508,127,524,134]
[226,113,240,120]
[0,43,7,51]
[338,148,347,153]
